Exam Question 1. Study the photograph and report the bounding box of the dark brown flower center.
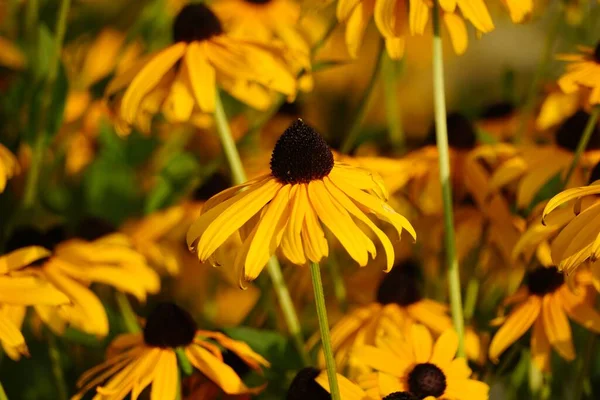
[525,266,564,296]
[143,302,197,348]
[173,4,223,43]
[75,217,116,241]
[594,42,600,63]
[408,363,447,399]
[427,113,476,150]
[384,393,419,400]
[555,110,600,151]
[589,162,600,184]
[481,102,515,119]
[286,368,331,400]
[376,260,423,306]
[270,119,334,184]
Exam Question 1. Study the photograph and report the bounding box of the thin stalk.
[432,0,465,356]
[23,0,72,207]
[339,40,385,154]
[0,381,8,400]
[48,333,68,400]
[309,262,340,400]
[213,90,310,366]
[514,8,562,143]
[381,53,405,152]
[115,292,141,333]
[25,0,39,42]
[176,348,194,376]
[562,107,600,188]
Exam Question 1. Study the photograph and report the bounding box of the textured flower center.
[173,4,223,43]
[143,302,197,348]
[383,393,419,400]
[526,266,564,296]
[376,260,422,306]
[481,102,515,119]
[427,113,476,149]
[595,42,600,63]
[589,162,600,184]
[286,367,331,400]
[555,110,600,151]
[270,119,334,184]
[408,363,447,399]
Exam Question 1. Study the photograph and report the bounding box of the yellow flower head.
[356,325,489,399]
[187,119,416,287]
[558,43,600,105]
[489,267,600,371]
[74,302,269,400]
[107,3,297,134]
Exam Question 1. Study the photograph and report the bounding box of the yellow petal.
[542,293,575,361]
[543,184,600,221]
[0,246,51,273]
[443,13,468,55]
[185,42,216,112]
[456,0,494,33]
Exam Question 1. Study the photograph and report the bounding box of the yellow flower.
[73,302,270,400]
[187,119,416,287]
[6,225,160,336]
[535,86,583,131]
[0,143,19,193]
[0,246,70,360]
[107,3,297,134]
[558,43,600,105]
[489,267,600,371]
[312,261,480,376]
[489,111,600,210]
[356,325,489,399]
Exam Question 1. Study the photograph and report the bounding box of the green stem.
[176,348,194,376]
[514,8,562,143]
[562,107,600,188]
[381,53,405,153]
[309,262,340,400]
[463,278,479,322]
[432,0,465,356]
[339,41,385,154]
[213,90,309,366]
[48,333,68,400]
[0,381,8,400]
[115,292,141,333]
[25,0,39,43]
[23,0,72,207]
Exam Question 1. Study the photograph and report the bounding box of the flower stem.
[0,381,8,400]
[176,348,193,376]
[115,292,141,333]
[382,53,405,153]
[48,333,68,400]
[562,107,600,188]
[23,0,71,208]
[213,90,309,366]
[309,261,340,400]
[432,0,465,356]
[340,40,385,154]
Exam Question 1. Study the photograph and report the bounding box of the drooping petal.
[542,293,575,361]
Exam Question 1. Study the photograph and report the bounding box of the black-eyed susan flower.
[490,111,600,210]
[536,86,583,131]
[0,246,70,360]
[489,266,600,371]
[558,43,600,105]
[107,3,297,134]
[6,225,160,337]
[73,302,269,400]
[187,119,416,286]
[0,143,19,193]
[356,325,489,399]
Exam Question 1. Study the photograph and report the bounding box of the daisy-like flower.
[558,42,600,104]
[107,3,297,134]
[336,0,494,59]
[0,246,70,360]
[73,302,269,400]
[6,225,160,337]
[490,110,600,210]
[356,325,489,399]
[489,266,600,371]
[187,119,416,286]
[314,260,480,376]
[0,143,19,193]
[535,86,583,131]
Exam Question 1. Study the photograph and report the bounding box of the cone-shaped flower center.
[589,162,600,184]
[286,367,330,400]
[173,4,223,43]
[143,302,197,348]
[526,266,564,296]
[427,113,476,150]
[383,392,419,400]
[76,217,116,241]
[556,110,600,151]
[270,119,334,184]
[376,260,422,306]
[594,42,600,63]
[408,363,447,399]
[481,102,515,119]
